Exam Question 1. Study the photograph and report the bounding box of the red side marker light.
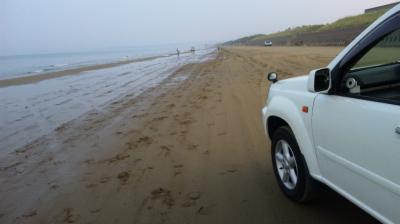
[302,106,309,113]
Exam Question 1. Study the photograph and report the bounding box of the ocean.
[0,43,211,80]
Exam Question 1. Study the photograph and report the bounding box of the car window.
[352,29,400,70]
[343,28,400,103]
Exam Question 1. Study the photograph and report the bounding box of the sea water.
[0,43,211,79]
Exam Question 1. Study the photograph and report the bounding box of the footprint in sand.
[86,183,97,188]
[160,145,172,156]
[187,144,199,151]
[105,153,130,164]
[126,142,138,150]
[49,184,59,190]
[202,150,210,155]
[150,188,174,208]
[169,131,177,136]
[117,171,130,185]
[22,210,37,218]
[181,192,201,207]
[131,113,146,119]
[180,119,194,125]
[83,159,94,164]
[115,131,124,135]
[90,208,101,214]
[220,168,238,175]
[152,116,169,122]
[99,176,111,184]
[173,164,184,168]
[173,164,184,176]
[53,160,65,166]
[63,208,77,223]
[136,136,153,145]
[226,168,238,173]
[217,132,227,136]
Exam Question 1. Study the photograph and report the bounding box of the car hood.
[271,75,309,92]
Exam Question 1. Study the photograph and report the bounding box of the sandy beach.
[0,47,379,223]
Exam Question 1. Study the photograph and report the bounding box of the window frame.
[329,12,400,106]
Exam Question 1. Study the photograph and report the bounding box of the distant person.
[176,48,180,56]
[190,47,195,54]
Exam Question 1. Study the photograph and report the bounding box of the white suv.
[262,4,400,224]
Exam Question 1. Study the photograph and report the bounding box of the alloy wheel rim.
[275,140,298,190]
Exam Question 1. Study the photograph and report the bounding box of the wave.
[50,63,68,67]
[31,69,44,74]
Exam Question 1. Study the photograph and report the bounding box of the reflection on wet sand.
[0,49,214,155]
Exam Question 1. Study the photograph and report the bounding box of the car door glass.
[353,29,400,69]
[344,29,400,102]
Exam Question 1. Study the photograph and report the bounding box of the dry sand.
[0,46,379,223]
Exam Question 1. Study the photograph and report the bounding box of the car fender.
[264,95,322,179]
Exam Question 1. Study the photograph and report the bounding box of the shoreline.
[0,48,212,88]
[0,55,169,88]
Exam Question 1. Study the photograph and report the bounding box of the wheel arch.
[264,96,322,179]
[267,116,289,139]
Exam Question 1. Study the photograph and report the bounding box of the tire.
[271,126,316,202]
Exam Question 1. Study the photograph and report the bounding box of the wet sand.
[0,55,167,88]
[0,47,379,223]
[0,50,213,155]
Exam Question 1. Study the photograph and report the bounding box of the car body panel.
[313,94,400,224]
[262,76,322,178]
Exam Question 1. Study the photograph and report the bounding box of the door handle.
[396,126,400,135]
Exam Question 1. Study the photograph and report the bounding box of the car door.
[312,17,400,223]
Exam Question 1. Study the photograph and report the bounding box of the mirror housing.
[307,68,330,92]
[267,72,278,83]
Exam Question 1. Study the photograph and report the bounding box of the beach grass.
[229,9,388,44]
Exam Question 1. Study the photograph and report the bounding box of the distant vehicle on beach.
[264,41,273,46]
[262,4,400,224]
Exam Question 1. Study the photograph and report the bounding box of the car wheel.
[271,126,316,202]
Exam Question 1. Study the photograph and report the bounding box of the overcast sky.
[1,0,398,55]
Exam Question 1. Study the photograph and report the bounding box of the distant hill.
[225,9,388,46]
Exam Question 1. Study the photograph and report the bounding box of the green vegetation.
[319,9,387,31]
[233,34,266,42]
[262,25,325,39]
[228,9,388,45]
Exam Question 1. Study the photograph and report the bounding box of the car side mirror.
[267,72,278,83]
[307,68,330,92]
